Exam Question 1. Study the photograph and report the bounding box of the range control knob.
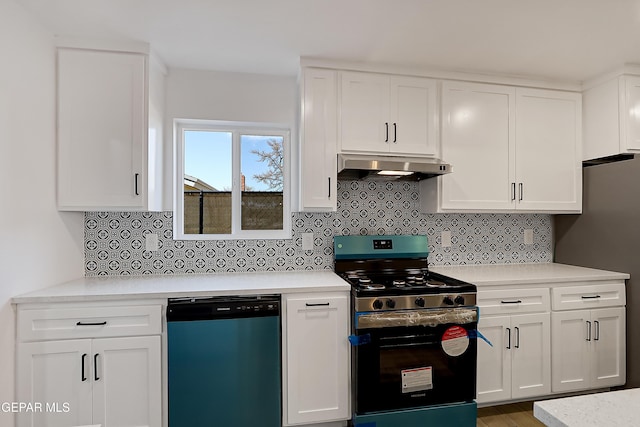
[415,297,426,307]
[386,299,396,309]
[372,299,384,310]
[454,295,465,305]
[442,296,454,306]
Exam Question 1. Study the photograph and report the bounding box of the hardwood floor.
[477,402,545,427]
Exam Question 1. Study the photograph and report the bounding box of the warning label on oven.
[401,367,433,393]
[441,325,469,357]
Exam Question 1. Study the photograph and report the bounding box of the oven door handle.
[380,341,438,349]
[378,334,438,347]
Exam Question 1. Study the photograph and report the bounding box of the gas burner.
[392,280,406,287]
[425,279,449,288]
[361,283,385,290]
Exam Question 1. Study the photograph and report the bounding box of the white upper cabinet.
[515,88,582,212]
[430,81,515,211]
[57,45,164,211]
[339,71,438,157]
[299,67,338,211]
[583,73,640,161]
[422,81,581,213]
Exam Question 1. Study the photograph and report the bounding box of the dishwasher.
[167,295,281,427]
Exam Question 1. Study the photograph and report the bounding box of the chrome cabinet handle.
[594,320,600,341]
[501,300,522,304]
[586,321,592,341]
[385,123,389,142]
[328,177,331,199]
[506,327,511,349]
[135,173,140,196]
[519,183,523,201]
[306,302,330,307]
[511,183,516,201]
[393,123,397,143]
[581,295,601,299]
[514,326,520,349]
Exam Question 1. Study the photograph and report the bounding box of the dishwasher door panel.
[167,316,281,427]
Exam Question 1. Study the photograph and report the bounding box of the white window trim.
[173,119,291,240]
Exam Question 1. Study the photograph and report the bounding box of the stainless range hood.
[337,153,452,181]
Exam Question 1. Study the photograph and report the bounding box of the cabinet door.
[440,81,516,211]
[16,340,93,427]
[339,72,390,153]
[284,294,350,425]
[300,68,337,211]
[57,48,146,210]
[624,76,640,150]
[591,307,626,389]
[515,88,581,212]
[476,315,511,404]
[92,336,162,427]
[551,310,591,392]
[511,313,551,399]
[389,76,438,156]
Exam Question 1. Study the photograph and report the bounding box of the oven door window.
[355,323,477,414]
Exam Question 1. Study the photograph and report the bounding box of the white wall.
[163,68,298,209]
[0,1,85,426]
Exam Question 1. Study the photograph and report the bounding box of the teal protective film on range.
[352,401,477,427]
[334,235,429,260]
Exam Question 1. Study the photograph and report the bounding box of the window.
[174,120,291,240]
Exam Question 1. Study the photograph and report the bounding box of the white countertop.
[431,263,629,286]
[12,270,351,304]
[12,263,630,304]
[534,389,640,427]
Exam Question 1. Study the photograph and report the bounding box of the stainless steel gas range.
[334,235,478,427]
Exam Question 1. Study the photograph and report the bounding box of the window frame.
[173,119,291,240]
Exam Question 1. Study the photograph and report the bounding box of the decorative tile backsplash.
[84,180,552,276]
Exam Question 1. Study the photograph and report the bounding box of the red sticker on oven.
[441,326,469,357]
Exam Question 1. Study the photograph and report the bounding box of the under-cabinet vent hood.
[337,154,452,181]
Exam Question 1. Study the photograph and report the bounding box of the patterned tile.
[85,180,553,275]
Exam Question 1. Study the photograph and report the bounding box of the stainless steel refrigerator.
[554,156,640,388]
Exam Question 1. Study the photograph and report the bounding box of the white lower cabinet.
[551,307,626,393]
[16,303,162,427]
[477,312,551,404]
[476,280,626,406]
[282,292,350,426]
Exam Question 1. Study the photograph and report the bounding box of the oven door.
[353,308,477,414]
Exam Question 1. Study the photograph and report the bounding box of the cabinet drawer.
[477,288,550,315]
[18,304,162,341]
[551,283,626,311]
